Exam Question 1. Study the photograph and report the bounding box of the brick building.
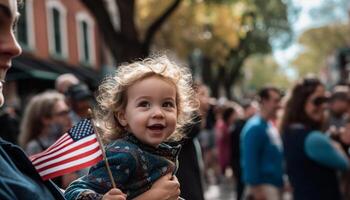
[5,0,114,108]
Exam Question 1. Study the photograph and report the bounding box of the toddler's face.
[117,76,178,147]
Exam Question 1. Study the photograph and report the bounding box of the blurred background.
[6,0,350,106]
[4,0,350,199]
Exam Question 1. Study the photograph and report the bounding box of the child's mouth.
[147,124,165,131]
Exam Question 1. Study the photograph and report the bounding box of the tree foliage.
[242,54,292,92]
[137,0,292,98]
[292,23,350,77]
[81,0,292,98]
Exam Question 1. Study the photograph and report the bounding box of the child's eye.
[163,101,175,108]
[138,101,150,108]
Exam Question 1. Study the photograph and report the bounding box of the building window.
[46,0,68,59]
[16,0,35,50]
[76,12,96,66]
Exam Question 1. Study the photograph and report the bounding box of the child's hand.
[102,188,127,200]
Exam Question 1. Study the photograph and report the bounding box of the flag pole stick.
[89,109,117,189]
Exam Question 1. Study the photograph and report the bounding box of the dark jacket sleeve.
[0,138,65,200]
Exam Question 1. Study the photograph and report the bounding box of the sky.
[273,0,349,78]
[273,0,321,76]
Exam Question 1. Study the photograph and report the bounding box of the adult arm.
[305,131,349,170]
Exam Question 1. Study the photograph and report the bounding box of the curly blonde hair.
[95,56,198,143]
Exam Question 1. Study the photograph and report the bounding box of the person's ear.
[116,111,127,126]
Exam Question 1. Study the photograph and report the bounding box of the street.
[205,179,236,200]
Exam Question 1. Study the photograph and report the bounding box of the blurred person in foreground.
[241,86,284,200]
[0,1,181,199]
[0,0,65,199]
[18,91,73,188]
[19,91,72,155]
[177,82,209,200]
[280,76,349,200]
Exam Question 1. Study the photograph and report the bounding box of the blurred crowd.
[1,72,350,200]
[192,76,350,200]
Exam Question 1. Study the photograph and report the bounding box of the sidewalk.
[204,178,236,200]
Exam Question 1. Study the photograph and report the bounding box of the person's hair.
[55,73,80,94]
[280,76,324,132]
[257,86,281,102]
[18,91,65,148]
[222,107,235,124]
[95,56,198,142]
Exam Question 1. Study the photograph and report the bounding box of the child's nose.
[151,106,164,118]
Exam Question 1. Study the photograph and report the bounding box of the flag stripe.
[41,155,103,180]
[39,149,103,176]
[30,134,72,161]
[35,141,100,170]
[32,134,96,165]
[36,147,101,172]
[45,133,70,151]
[33,138,98,167]
[31,119,103,180]
[31,138,74,164]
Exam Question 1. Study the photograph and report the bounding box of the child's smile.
[118,75,178,147]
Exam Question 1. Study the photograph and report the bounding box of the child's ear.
[116,111,127,126]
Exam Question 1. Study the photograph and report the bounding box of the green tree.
[242,54,292,92]
[81,0,292,99]
[140,0,293,98]
[80,0,183,64]
[292,23,350,77]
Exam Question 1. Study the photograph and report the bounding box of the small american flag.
[30,119,103,180]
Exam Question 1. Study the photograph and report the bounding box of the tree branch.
[142,0,182,54]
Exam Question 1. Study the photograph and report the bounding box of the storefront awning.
[8,55,100,88]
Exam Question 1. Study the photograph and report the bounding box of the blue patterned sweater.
[64,134,181,200]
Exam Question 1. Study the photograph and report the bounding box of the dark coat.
[177,116,205,200]
[0,138,65,200]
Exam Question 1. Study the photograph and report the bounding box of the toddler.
[64,56,197,200]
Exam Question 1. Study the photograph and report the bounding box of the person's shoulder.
[245,116,266,129]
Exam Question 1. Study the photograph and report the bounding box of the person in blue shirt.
[280,76,349,200]
[241,86,284,200]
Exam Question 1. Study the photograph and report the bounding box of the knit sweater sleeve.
[304,131,349,171]
[64,150,137,200]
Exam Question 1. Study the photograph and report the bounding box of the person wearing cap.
[65,83,93,125]
[55,73,80,94]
